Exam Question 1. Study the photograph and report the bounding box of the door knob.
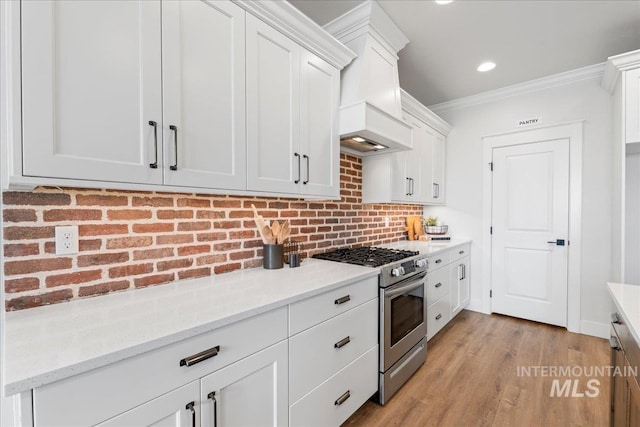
[546,239,565,246]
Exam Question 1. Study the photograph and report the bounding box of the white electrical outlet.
[384,217,390,227]
[55,225,79,255]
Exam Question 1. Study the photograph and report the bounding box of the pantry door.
[491,138,570,327]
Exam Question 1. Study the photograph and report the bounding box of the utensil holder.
[263,244,283,269]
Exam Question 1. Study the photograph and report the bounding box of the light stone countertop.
[607,282,640,345]
[4,259,379,395]
[381,238,472,255]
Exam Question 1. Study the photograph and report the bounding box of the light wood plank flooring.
[344,310,610,427]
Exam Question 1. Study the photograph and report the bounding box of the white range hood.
[324,1,412,156]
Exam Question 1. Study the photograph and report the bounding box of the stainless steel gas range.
[313,246,428,404]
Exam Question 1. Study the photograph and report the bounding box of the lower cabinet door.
[201,340,288,427]
[95,381,200,427]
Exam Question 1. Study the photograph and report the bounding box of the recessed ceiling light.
[435,0,453,4]
[477,62,496,72]
[352,137,366,142]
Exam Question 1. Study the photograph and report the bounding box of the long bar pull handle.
[410,178,415,195]
[458,265,463,281]
[169,125,178,171]
[180,345,220,367]
[208,392,218,427]
[406,178,411,196]
[463,264,466,280]
[335,295,350,305]
[294,153,301,184]
[437,183,440,198]
[185,401,196,427]
[433,183,437,198]
[609,336,621,351]
[148,121,158,169]
[435,313,442,320]
[303,154,309,184]
[335,390,351,406]
[611,313,622,324]
[334,336,351,349]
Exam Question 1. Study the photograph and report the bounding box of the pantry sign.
[516,117,542,127]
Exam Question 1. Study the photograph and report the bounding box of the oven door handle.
[384,279,425,298]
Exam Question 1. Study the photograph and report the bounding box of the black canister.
[263,244,284,269]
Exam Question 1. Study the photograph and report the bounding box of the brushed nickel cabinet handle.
[208,391,218,427]
[611,313,622,324]
[435,282,442,288]
[180,345,220,367]
[334,336,351,349]
[303,154,309,184]
[334,295,350,305]
[185,401,195,427]
[335,390,351,406]
[294,153,301,184]
[435,313,442,320]
[609,336,621,351]
[459,250,464,255]
[435,259,442,264]
[148,120,158,169]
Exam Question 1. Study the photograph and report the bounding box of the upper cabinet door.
[162,0,246,190]
[299,52,340,198]
[21,0,163,184]
[431,132,446,204]
[246,14,301,194]
[626,68,640,144]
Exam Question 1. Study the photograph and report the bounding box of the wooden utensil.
[251,204,269,243]
[271,220,280,243]
[278,221,290,244]
[262,225,275,244]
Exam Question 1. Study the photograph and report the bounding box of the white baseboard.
[580,320,609,339]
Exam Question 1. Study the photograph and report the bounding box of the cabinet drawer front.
[289,346,378,427]
[289,276,377,335]
[450,244,470,263]
[33,307,287,427]
[289,299,377,404]
[427,297,451,341]
[428,251,450,271]
[426,265,450,304]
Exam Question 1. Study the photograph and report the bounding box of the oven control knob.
[391,267,405,277]
[414,259,428,268]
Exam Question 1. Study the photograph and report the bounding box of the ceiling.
[289,0,640,107]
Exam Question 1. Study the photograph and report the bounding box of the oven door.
[380,272,427,372]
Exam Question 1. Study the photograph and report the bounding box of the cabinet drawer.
[450,244,470,263]
[33,307,287,427]
[428,251,450,271]
[426,265,450,305]
[289,276,377,336]
[427,296,451,340]
[289,299,377,404]
[289,346,378,427]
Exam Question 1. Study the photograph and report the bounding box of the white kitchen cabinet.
[429,131,446,204]
[626,67,640,144]
[246,14,340,198]
[21,0,163,184]
[161,0,246,190]
[201,341,288,427]
[21,0,246,190]
[451,255,470,317]
[96,381,200,427]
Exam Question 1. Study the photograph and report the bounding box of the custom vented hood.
[324,1,412,156]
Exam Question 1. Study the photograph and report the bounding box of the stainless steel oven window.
[390,283,424,346]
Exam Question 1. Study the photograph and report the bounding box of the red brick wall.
[2,155,422,311]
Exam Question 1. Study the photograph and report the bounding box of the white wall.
[625,146,640,284]
[424,76,613,337]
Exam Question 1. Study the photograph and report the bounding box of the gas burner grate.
[312,246,419,268]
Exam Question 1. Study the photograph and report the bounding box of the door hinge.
[489,162,493,171]
[490,290,493,298]
[490,226,493,235]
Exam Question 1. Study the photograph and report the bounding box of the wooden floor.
[344,310,610,427]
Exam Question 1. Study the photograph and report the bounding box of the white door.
[299,52,340,198]
[200,341,288,427]
[491,139,570,326]
[162,0,246,190]
[21,0,163,184]
[96,381,199,427]
[246,14,301,194]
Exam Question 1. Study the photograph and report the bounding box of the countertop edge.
[4,267,379,395]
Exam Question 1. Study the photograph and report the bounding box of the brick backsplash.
[2,154,422,311]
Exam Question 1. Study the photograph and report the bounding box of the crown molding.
[400,89,452,136]
[601,49,640,94]
[234,0,356,69]
[429,62,606,115]
[323,0,409,54]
